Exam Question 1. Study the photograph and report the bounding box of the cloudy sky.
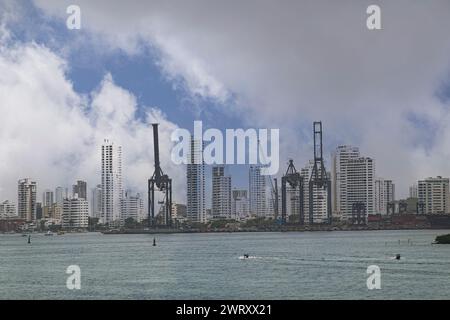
[1,0,450,205]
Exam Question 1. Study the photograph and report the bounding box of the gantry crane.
[148,123,172,227]
[309,121,332,224]
[281,160,304,225]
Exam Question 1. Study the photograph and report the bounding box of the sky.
[1,0,450,206]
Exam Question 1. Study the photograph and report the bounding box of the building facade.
[232,189,249,220]
[418,177,450,215]
[187,137,206,223]
[73,180,87,200]
[249,165,267,217]
[331,145,360,219]
[345,157,375,220]
[120,191,144,224]
[0,200,16,218]
[212,165,232,219]
[62,195,89,229]
[101,139,123,225]
[18,178,37,222]
[374,178,395,215]
[91,184,102,219]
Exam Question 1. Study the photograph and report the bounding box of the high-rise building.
[331,145,360,219]
[345,157,375,220]
[301,160,329,223]
[18,178,37,222]
[42,190,54,207]
[232,189,249,220]
[409,184,418,198]
[0,200,16,218]
[212,165,232,219]
[36,202,43,220]
[91,184,102,218]
[249,166,267,217]
[418,177,450,214]
[374,178,395,215]
[62,195,89,229]
[120,191,144,224]
[187,137,206,223]
[55,186,65,207]
[101,139,123,225]
[73,180,87,200]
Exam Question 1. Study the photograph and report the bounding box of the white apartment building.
[418,177,450,214]
[249,165,267,217]
[345,157,375,220]
[62,195,89,229]
[374,178,395,215]
[331,145,360,219]
[101,139,123,226]
[18,178,37,222]
[232,189,249,220]
[120,191,144,224]
[187,137,206,223]
[212,165,232,219]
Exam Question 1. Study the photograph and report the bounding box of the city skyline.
[1,1,450,209]
[4,136,450,225]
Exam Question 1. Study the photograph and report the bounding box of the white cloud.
[19,0,450,197]
[0,41,185,205]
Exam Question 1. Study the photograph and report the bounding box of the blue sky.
[2,0,450,203]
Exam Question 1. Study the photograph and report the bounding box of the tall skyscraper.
[55,186,65,207]
[232,189,249,220]
[331,145,360,219]
[374,178,395,215]
[91,184,102,218]
[73,180,87,200]
[301,160,329,223]
[212,165,232,219]
[62,195,89,229]
[249,165,267,217]
[187,137,206,223]
[42,190,54,207]
[17,178,37,222]
[345,157,375,219]
[101,139,123,225]
[418,177,450,214]
[120,191,144,224]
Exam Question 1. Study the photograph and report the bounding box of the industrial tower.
[148,123,172,227]
[281,160,304,225]
[309,121,332,224]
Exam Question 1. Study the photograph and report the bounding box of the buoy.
[153,238,156,246]
[28,235,31,244]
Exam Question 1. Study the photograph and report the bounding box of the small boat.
[45,231,54,236]
[395,254,401,260]
[57,231,65,235]
[243,254,249,259]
